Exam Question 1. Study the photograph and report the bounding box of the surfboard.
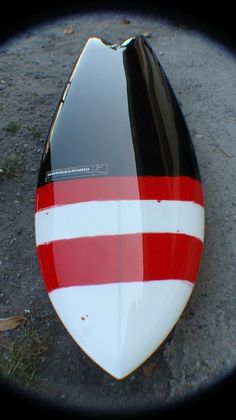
[35,36,204,379]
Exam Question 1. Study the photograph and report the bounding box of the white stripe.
[35,200,204,245]
[49,280,194,379]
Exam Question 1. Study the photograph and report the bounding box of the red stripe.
[37,233,203,292]
[36,176,204,211]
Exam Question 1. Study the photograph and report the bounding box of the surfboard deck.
[35,36,204,379]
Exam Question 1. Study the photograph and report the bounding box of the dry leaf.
[0,315,26,332]
[142,362,157,378]
[122,18,130,25]
[63,26,76,35]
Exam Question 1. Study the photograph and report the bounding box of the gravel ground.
[0,11,236,413]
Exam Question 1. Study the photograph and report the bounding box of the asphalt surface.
[0,11,236,413]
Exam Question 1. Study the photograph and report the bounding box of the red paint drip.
[80,315,88,321]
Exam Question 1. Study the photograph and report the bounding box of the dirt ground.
[0,11,236,413]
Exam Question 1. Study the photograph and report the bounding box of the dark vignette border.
[1,1,236,419]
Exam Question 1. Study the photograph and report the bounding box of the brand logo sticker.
[46,164,108,182]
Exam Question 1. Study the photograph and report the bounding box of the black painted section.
[38,36,200,187]
[123,37,200,179]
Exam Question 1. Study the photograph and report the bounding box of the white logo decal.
[46,164,108,182]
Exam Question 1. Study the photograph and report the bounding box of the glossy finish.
[38,36,200,186]
[35,36,204,379]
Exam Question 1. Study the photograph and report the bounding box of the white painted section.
[49,280,194,379]
[35,200,204,245]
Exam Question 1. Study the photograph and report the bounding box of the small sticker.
[46,164,108,182]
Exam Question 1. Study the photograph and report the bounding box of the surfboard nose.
[48,280,193,379]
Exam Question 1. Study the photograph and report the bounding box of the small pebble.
[143,32,151,38]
